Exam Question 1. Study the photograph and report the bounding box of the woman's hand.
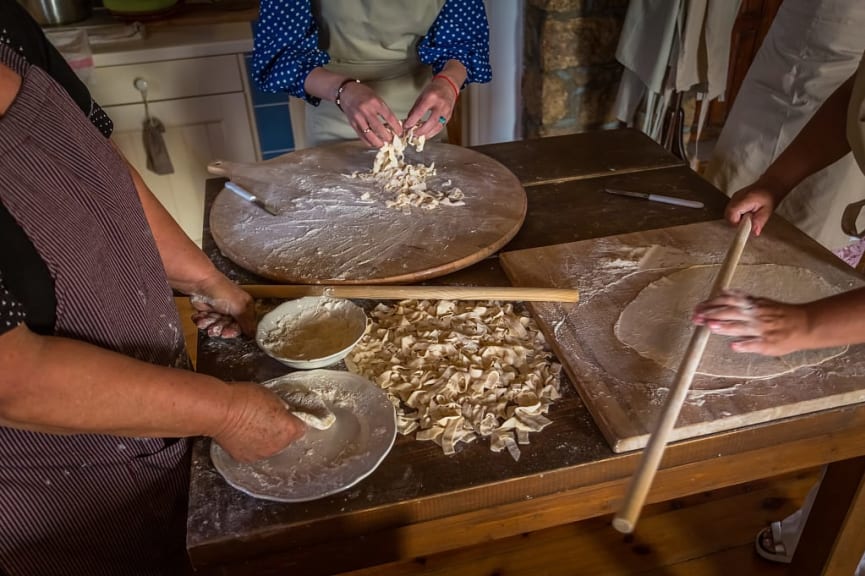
[692,289,811,356]
[212,382,306,463]
[404,74,459,139]
[725,178,785,236]
[337,81,402,147]
[188,274,255,338]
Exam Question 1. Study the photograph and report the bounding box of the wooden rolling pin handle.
[613,215,752,534]
[241,285,579,303]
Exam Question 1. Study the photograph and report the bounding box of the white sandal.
[755,522,793,564]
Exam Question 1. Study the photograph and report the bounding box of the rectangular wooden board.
[500,219,865,453]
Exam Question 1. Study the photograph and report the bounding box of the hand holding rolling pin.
[692,289,811,356]
[188,274,256,339]
[725,177,785,236]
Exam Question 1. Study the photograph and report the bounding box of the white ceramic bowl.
[256,297,367,369]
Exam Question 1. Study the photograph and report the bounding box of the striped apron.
[0,46,190,576]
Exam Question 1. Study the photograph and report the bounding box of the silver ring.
[362,128,372,133]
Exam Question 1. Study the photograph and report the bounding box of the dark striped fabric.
[0,46,191,575]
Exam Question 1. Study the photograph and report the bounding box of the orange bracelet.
[434,74,460,99]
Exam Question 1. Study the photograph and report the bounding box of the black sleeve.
[0,0,113,137]
[0,269,28,336]
[0,201,56,335]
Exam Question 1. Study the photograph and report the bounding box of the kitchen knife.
[224,181,278,216]
[604,187,704,209]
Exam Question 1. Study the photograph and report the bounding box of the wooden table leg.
[791,455,865,575]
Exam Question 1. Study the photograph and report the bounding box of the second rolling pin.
[242,285,579,303]
[612,215,752,534]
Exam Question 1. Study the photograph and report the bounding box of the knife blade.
[224,181,279,216]
[604,187,704,209]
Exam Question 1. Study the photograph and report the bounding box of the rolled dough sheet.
[615,264,847,379]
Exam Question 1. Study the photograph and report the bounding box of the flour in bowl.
[259,298,364,361]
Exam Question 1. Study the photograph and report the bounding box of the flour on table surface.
[346,299,561,461]
[574,244,714,304]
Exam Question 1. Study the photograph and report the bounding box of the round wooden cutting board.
[208,141,527,284]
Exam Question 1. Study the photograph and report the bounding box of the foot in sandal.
[755,522,793,564]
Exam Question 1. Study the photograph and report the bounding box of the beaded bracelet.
[433,74,460,99]
[335,78,360,111]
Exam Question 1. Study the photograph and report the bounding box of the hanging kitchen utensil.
[134,77,174,175]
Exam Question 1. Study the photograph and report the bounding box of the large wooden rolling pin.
[242,284,579,303]
[613,215,753,534]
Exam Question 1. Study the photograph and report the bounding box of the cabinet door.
[104,92,256,246]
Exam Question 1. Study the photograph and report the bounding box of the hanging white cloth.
[613,0,741,144]
[704,0,865,251]
[613,0,680,139]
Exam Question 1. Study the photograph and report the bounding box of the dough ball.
[278,385,336,430]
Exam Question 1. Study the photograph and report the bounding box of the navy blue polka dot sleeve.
[0,272,26,335]
[252,0,492,103]
[253,0,331,104]
[417,0,492,86]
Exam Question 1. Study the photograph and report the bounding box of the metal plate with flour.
[211,370,397,502]
[208,141,527,284]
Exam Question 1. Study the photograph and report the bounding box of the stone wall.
[523,0,629,138]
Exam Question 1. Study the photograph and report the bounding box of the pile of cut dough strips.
[346,299,561,460]
[350,130,465,213]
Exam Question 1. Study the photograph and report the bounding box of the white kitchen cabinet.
[87,23,258,246]
[104,90,256,246]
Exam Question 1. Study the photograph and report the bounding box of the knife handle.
[647,194,704,209]
[224,181,258,202]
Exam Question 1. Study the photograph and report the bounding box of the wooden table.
[187,128,865,575]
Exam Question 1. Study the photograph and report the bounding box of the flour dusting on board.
[208,141,525,284]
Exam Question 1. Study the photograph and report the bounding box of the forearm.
[122,155,221,294]
[800,287,865,349]
[436,60,467,92]
[303,67,354,104]
[760,75,855,198]
[0,325,231,438]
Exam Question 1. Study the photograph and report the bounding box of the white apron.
[704,0,865,251]
[292,0,445,148]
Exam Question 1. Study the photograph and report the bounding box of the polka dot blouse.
[252,0,492,104]
[0,272,26,335]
